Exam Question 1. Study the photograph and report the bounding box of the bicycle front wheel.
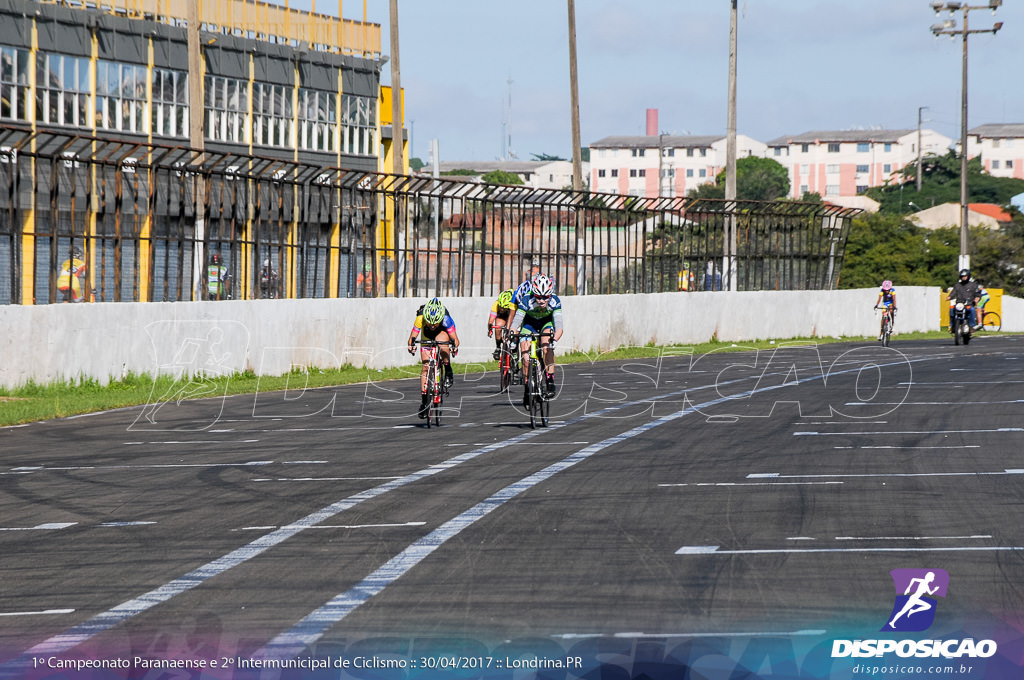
[527,365,540,430]
[983,311,1001,332]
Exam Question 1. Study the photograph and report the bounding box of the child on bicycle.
[407,298,460,418]
[509,274,563,401]
[874,280,897,339]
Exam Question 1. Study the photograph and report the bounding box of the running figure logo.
[882,569,950,632]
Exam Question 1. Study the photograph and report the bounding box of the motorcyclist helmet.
[959,268,970,280]
[531,274,554,298]
[423,297,446,325]
[497,289,513,308]
[881,280,892,291]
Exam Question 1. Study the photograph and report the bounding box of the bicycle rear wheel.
[983,311,1001,332]
[499,349,512,393]
[527,365,540,430]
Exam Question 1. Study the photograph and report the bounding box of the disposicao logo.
[882,568,949,632]
[831,569,998,660]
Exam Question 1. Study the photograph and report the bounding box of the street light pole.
[930,0,1003,271]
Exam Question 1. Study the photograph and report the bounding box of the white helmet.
[531,274,554,297]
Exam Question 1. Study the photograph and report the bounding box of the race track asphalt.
[2,334,1023,673]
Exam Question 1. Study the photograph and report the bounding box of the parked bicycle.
[981,309,1001,332]
[497,327,521,393]
[417,339,452,428]
[519,331,553,429]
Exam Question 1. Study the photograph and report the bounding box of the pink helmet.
[881,280,892,291]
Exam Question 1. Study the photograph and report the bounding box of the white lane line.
[554,629,827,639]
[257,352,928,659]
[283,461,328,465]
[676,545,1021,555]
[0,609,75,618]
[236,522,426,531]
[252,476,404,482]
[5,461,273,475]
[795,428,1024,436]
[657,482,841,487]
[843,401,1024,406]
[835,535,992,541]
[98,522,158,527]
[124,440,261,445]
[747,469,1024,480]
[0,523,77,532]
[833,445,979,449]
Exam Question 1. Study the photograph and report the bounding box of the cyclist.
[57,246,88,302]
[487,288,517,360]
[947,268,980,332]
[976,284,991,330]
[874,280,897,339]
[407,298,460,418]
[510,273,563,400]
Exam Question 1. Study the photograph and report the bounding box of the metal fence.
[0,124,860,305]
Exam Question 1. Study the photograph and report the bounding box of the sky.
[282,1,1023,164]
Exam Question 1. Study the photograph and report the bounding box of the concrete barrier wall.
[0,286,985,390]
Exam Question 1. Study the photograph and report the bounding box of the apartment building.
[765,129,952,199]
[433,160,586,191]
[969,124,1024,179]
[588,134,767,198]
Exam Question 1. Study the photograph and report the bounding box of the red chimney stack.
[646,108,658,136]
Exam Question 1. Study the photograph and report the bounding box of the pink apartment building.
[765,129,952,199]
[969,124,1024,179]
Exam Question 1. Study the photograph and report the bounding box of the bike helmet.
[531,274,554,298]
[422,298,446,325]
[211,253,222,265]
[72,246,83,259]
[497,289,513,308]
[881,280,892,291]
[513,280,531,301]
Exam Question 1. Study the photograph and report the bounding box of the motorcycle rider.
[947,268,981,332]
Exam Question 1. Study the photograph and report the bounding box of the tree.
[480,170,524,185]
[685,156,790,201]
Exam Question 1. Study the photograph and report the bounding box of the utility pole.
[724,0,738,291]
[187,0,206,301]
[567,0,585,294]
[930,0,1004,271]
[916,106,927,192]
[389,0,404,295]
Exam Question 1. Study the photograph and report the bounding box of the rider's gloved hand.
[407,344,416,355]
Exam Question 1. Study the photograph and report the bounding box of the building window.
[800,164,809,174]
[856,164,869,173]
[856,185,868,194]
[1007,160,1014,169]
[801,143,810,153]
[991,139,1001,149]
[686,148,694,157]
[96,60,148,134]
[699,148,707,157]
[631,148,645,157]
[883,164,892,173]
[254,82,293,148]
[992,160,1000,169]
[638,168,646,177]
[341,94,375,156]
[299,88,336,152]
[205,75,247,143]
[686,169,694,178]
[857,143,869,152]
[800,184,809,194]
[37,53,90,129]
[884,143,892,152]
[597,169,606,178]
[629,169,637,178]
[827,143,840,153]
[611,169,618,177]
[153,68,189,138]
[826,164,839,174]
[699,169,706,178]
[0,46,30,122]
[825,184,839,195]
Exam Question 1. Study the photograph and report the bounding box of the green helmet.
[423,298,446,325]
[497,289,513,308]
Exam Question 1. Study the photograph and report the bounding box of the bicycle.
[497,327,521,393]
[874,305,894,347]
[518,331,553,429]
[980,309,1001,332]
[417,339,453,428]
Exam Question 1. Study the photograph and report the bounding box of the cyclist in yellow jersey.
[407,298,460,418]
[487,289,517,360]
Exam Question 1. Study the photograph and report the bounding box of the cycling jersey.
[878,286,896,307]
[512,292,563,334]
[978,288,990,308]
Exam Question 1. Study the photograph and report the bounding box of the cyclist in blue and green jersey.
[510,274,563,399]
[407,298,460,418]
[976,285,990,330]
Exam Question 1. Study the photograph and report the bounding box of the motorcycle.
[950,301,973,345]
